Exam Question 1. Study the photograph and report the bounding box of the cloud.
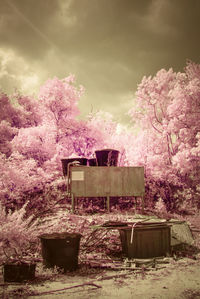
[0,0,60,59]
[144,0,175,36]
[0,48,40,94]
[0,0,200,125]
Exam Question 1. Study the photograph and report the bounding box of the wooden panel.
[120,226,170,258]
[122,167,145,196]
[70,166,145,197]
[109,167,123,196]
[86,167,109,196]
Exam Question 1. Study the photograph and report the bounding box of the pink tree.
[12,77,110,169]
[38,75,82,127]
[129,61,200,210]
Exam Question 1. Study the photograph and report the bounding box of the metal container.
[119,223,170,258]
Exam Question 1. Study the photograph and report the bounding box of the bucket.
[61,158,88,176]
[3,263,36,282]
[95,149,119,166]
[119,223,170,258]
[40,232,82,272]
[88,158,97,166]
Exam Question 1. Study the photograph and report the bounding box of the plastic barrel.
[95,149,119,166]
[40,232,82,272]
[61,158,88,176]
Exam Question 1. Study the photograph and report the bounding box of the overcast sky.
[0,0,200,125]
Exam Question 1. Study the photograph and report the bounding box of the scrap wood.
[127,257,171,265]
[84,228,106,243]
[83,257,171,270]
[110,265,165,271]
[30,282,102,296]
[83,261,165,271]
[82,230,109,251]
[81,258,121,265]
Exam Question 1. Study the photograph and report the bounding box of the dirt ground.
[1,256,200,299]
[1,211,200,299]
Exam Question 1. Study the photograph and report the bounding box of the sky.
[0,0,200,126]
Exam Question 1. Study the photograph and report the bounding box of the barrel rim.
[39,232,82,239]
[95,149,120,153]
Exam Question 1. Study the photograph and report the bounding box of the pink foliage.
[0,120,18,157]
[12,125,57,165]
[0,152,49,208]
[0,92,27,128]
[38,76,83,125]
[16,94,43,126]
[0,202,38,262]
[129,61,200,209]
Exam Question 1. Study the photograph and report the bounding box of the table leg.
[107,196,110,213]
[71,193,75,213]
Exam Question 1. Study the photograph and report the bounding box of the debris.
[102,221,127,227]
[29,282,102,296]
[81,256,171,271]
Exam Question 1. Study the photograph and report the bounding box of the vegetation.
[0,60,199,216]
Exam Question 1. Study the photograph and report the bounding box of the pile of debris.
[80,216,198,271]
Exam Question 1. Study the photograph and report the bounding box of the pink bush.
[0,202,38,263]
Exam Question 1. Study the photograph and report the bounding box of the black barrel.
[40,232,82,272]
[3,263,36,282]
[95,149,119,166]
[61,158,88,176]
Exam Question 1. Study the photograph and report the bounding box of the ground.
[1,210,200,299]
[1,257,200,298]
